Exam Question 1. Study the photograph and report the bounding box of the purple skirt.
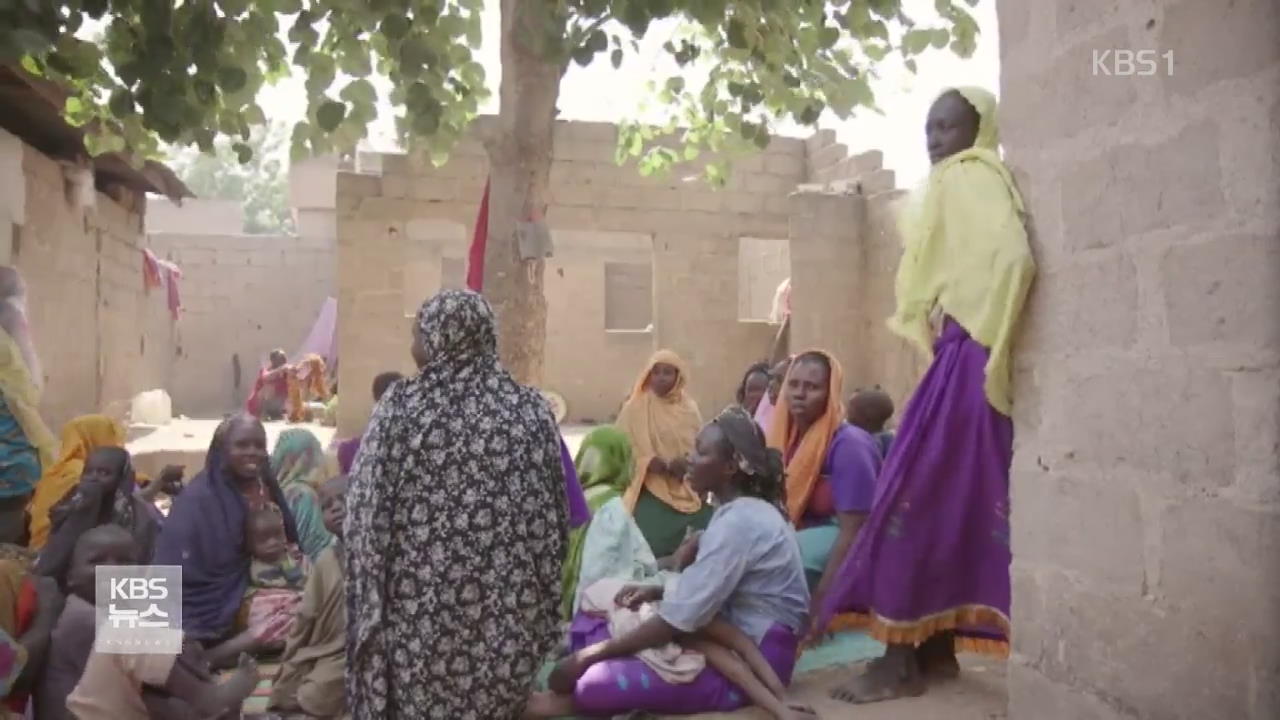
[567,612,799,716]
[819,319,1013,652]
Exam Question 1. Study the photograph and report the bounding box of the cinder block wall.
[1000,0,1280,717]
[12,134,175,430]
[336,119,805,434]
[789,139,929,420]
[147,231,335,417]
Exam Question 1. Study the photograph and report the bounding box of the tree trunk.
[483,0,566,386]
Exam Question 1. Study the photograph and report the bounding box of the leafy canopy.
[166,122,296,235]
[0,0,979,183]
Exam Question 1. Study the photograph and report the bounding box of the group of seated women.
[0,411,350,720]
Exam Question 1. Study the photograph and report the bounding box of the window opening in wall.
[441,257,466,291]
[737,237,790,322]
[603,262,653,331]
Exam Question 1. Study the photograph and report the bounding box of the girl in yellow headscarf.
[0,268,55,522]
[813,87,1035,705]
[26,415,126,550]
[614,350,711,558]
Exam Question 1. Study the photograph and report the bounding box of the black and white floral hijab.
[344,290,568,718]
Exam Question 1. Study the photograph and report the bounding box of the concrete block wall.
[1000,0,1280,718]
[337,118,806,434]
[788,184,927,420]
[12,136,175,430]
[147,230,335,417]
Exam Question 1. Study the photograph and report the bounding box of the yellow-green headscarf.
[890,86,1035,416]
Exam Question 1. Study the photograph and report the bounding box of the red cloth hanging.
[466,178,490,292]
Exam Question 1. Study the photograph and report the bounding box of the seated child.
[67,636,259,720]
[269,475,349,718]
[243,505,308,650]
[847,386,895,458]
[38,525,135,720]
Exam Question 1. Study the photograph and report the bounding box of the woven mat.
[241,661,280,716]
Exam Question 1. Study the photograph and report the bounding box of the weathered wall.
[336,119,804,434]
[148,219,334,417]
[8,130,175,430]
[1000,0,1280,718]
[790,135,928,418]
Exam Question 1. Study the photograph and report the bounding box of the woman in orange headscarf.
[767,350,883,621]
[614,350,711,558]
[26,416,127,550]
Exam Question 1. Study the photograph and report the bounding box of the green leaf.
[587,30,608,52]
[108,89,134,117]
[665,76,685,94]
[726,18,748,49]
[316,100,347,132]
[930,28,951,49]
[217,66,248,92]
[902,29,932,55]
[232,142,253,163]
[904,57,918,73]
[340,78,377,107]
[818,27,839,49]
[571,44,594,67]
[610,48,623,68]
[380,13,410,40]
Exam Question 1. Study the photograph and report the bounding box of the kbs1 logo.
[1092,49,1174,76]
[95,566,182,654]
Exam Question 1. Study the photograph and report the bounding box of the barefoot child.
[38,526,135,720]
[242,505,307,650]
[269,476,349,717]
[846,387,896,458]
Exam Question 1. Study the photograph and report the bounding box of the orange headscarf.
[27,414,126,549]
[767,349,845,524]
[615,350,704,514]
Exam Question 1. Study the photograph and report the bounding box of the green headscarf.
[560,426,633,619]
[269,428,334,561]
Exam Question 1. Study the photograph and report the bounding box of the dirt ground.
[663,657,1007,720]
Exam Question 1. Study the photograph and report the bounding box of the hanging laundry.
[142,248,183,319]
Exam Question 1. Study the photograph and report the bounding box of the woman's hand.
[547,650,590,695]
[34,575,65,624]
[613,584,663,610]
[666,457,690,480]
[646,457,668,476]
[671,531,702,570]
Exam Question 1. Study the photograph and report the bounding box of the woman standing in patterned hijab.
[345,290,567,720]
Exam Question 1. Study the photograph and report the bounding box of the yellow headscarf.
[0,328,54,477]
[615,350,704,514]
[890,86,1036,416]
[27,414,126,549]
[766,349,845,525]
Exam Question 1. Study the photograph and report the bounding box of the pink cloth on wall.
[142,249,183,319]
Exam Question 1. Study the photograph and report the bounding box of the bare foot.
[781,702,820,719]
[916,631,960,680]
[522,691,574,719]
[830,650,925,705]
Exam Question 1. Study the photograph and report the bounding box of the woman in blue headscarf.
[153,414,299,641]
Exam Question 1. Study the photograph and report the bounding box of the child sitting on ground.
[48,526,260,720]
[847,386,896,458]
[38,525,135,720]
[269,475,349,718]
[243,505,308,651]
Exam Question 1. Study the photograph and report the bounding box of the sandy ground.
[125,418,595,480]
[664,657,1007,720]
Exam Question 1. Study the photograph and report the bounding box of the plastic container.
[130,389,173,426]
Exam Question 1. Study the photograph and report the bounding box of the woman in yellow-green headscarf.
[813,87,1035,705]
[0,268,54,557]
[27,416,126,550]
